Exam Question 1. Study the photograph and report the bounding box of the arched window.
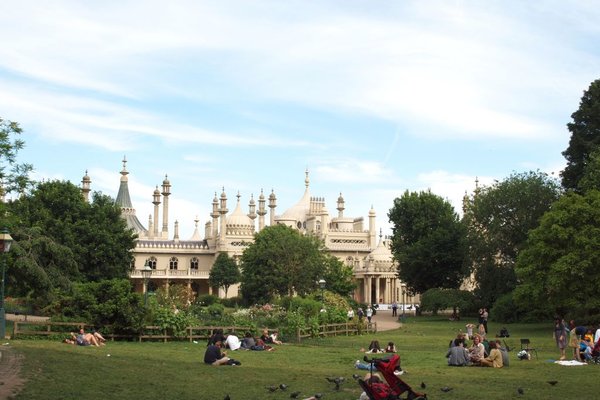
[169,257,178,270]
[147,257,157,270]
[190,257,199,270]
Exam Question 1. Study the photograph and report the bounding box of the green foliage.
[152,306,195,337]
[153,285,194,310]
[578,148,600,192]
[52,279,146,334]
[514,190,600,319]
[489,293,525,323]
[389,189,468,294]
[194,294,219,306]
[240,225,352,303]
[206,303,225,318]
[463,171,561,307]
[208,252,241,297]
[0,117,33,203]
[321,254,356,297]
[221,296,241,308]
[561,79,600,191]
[8,181,137,292]
[420,288,474,315]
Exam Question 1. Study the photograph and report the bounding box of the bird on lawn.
[326,376,345,390]
[279,384,288,391]
[223,395,231,400]
[420,382,426,389]
[352,373,360,380]
[266,385,278,392]
[547,380,558,386]
[290,391,301,399]
[440,386,453,392]
[314,394,323,399]
[517,387,524,395]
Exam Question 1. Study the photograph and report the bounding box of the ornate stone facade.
[88,158,417,305]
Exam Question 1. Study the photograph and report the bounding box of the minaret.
[257,189,267,231]
[161,175,171,239]
[81,170,91,202]
[148,214,153,237]
[268,189,277,226]
[248,193,257,228]
[336,192,345,218]
[369,205,376,249]
[173,219,179,241]
[152,186,161,238]
[210,192,219,239]
[219,187,228,242]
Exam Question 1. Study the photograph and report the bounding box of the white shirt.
[594,328,600,344]
[225,334,241,351]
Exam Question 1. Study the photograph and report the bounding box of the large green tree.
[463,171,561,307]
[388,190,467,295]
[240,224,353,304]
[209,252,241,297]
[514,190,600,320]
[9,180,137,284]
[561,79,600,191]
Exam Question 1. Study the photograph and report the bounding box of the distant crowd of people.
[553,318,600,362]
[203,328,284,366]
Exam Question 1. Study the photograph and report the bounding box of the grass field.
[6,316,599,399]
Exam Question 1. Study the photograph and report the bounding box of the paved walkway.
[371,309,403,331]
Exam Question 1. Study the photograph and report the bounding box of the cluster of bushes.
[38,278,360,340]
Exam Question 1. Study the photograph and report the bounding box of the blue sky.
[1,1,599,239]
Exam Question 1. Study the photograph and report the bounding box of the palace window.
[190,257,199,270]
[169,257,178,270]
[147,257,157,270]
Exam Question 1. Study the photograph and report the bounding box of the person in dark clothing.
[204,341,231,366]
[207,329,226,346]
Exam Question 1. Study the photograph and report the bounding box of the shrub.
[195,294,220,306]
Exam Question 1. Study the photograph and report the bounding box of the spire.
[115,157,147,234]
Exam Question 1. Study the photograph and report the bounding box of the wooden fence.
[295,321,376,343]
[12,321,375,343]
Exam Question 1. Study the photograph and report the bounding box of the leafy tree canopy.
[0,118,33,202]
[420,288,474,315]
[514,190,600,320]
[389,190,468,295]
[9,180,137,285]
[209,252,241,297]
[463,171,561,306]
[240,224,354,304]
[561,79,600,191]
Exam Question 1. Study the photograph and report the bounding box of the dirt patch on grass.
[0,346,26,399]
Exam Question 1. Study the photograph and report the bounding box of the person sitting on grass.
[446,339,470,366]
[385,341,397,353]
[468,334,485,364]
[224,331,241,351]
[479,341,504,368]
[363,340,384,354]
[204,340,236,366]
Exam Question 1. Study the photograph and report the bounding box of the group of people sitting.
[63,328,106,347]
[354,340,404,375]
[446,333,507,368]
[203,328,284,366]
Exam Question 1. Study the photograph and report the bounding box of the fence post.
[296,327,301,344]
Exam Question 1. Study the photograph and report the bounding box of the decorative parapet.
[136,240,210,250]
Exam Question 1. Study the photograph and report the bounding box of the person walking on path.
[366,306,373,324]
[391,301,398,317]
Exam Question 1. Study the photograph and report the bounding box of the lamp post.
[141,261,153,306]
[0,228,14,340]
[401,284,407,323]
[318,278,326,311]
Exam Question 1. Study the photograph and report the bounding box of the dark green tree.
[388,190,468,295]
[209,252,241,297]
[240,224,353,304]
[321,254,356,298]
[420,288,474,316]
[9,180,136,282]
[514,190,600,320]
[463,171,561,307]
[0,118,33,199]
[561,79,600,191]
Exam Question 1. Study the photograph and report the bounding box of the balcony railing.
[130,269,210,279]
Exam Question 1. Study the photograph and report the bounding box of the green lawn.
[6,317,599,399]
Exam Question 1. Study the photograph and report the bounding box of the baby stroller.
[358,354,427,400]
